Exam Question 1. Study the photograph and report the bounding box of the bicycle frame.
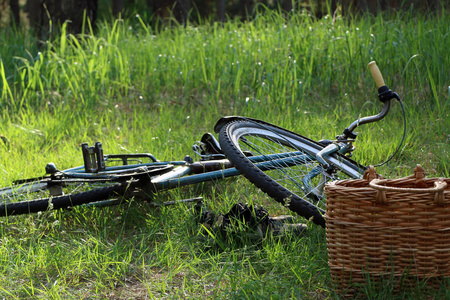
[64,152,317,208]
[150,152,314,190]
[56,151,315,189]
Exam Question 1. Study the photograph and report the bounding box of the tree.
[27,0,98,38]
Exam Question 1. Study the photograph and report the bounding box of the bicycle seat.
[192,133,226,160]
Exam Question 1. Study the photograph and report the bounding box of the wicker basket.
[325,165,450,293]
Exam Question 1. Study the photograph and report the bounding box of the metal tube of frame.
[151,154,310,191]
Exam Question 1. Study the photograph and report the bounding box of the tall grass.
[0,8,449,298]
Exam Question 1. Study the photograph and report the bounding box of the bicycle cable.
[373,99,407,167]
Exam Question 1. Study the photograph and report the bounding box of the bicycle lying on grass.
[0,62,404,227]
[0,132,319,216]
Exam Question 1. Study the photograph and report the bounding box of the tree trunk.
[282,0,292,12]
[113,0,123,17]
[216,0,225,22]
[241,0,252,19]
[10,0,20,27]
[174,0,190,24]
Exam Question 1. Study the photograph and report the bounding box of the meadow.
[0,6,449,299]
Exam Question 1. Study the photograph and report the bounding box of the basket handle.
[369,179,447,205]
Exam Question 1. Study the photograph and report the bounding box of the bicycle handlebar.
[339,61,400,140]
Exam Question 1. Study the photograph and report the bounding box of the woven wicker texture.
[325,165,450,292]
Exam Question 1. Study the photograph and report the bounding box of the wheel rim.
[229,123,362,209]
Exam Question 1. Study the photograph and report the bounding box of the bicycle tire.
[0,183,125,216]
[0,163,175,217]
[218,120,364,227]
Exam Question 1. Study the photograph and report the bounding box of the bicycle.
[215,61,406,228]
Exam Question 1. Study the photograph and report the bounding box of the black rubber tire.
[0,183,124,216]
[0,162,177,217]
[219,120,364,227]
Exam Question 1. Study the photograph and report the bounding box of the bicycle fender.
[214,116,314,139]
[215,116,331,147]
[214,116,276,133]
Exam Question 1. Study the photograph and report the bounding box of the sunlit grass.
[0,7,449,298]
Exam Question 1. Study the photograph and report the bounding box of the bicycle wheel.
[0,164,174,217]
[218,120,364,227]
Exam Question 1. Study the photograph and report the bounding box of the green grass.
[0,7,449,298]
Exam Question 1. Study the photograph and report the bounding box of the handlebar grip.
[368,61,386,88]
